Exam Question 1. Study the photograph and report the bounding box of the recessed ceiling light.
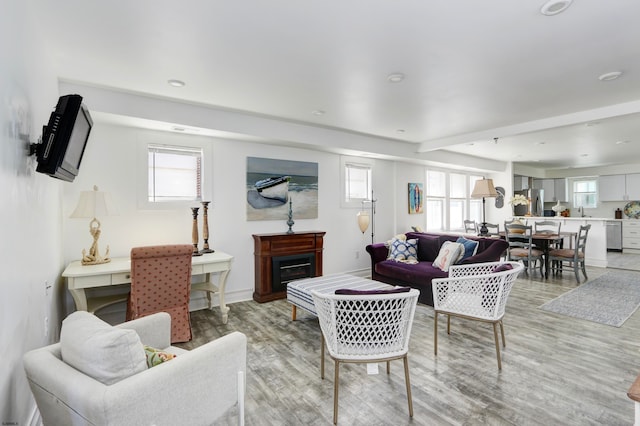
[616,140,630,145]
[396,129,405,134]
[312,110,325,116]
[540,0,573,16]
[168,79,185,87]
[387,73,405,83]
[535,142,546,145]
[172,126,185,132]
[598,71,623,81]
[580,154,589,157]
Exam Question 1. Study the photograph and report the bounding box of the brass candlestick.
[200,201,214,253]
[191,207,203,256]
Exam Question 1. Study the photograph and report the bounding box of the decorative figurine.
[200,201,215,253]
[286,198,295,234]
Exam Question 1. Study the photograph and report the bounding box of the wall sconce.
[70,185,118,265]
[356,191,377,244]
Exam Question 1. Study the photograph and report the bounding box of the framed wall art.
[408,182,423,214]
[246,156,318,221]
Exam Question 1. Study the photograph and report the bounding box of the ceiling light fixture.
[616,140,630,145]
[167,79,185,87]
[312,110,325,116]
[387,73,405,83]
[540,0,573,16]
[396,129,405,134]
[598,71,623,82]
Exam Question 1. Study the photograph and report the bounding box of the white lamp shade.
[357,211,370,233]
[70,185,118,218]
[471,178,498,198]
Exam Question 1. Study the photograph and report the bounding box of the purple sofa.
[365,232,508,306]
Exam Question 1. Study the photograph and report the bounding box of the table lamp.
[471,178,498,236]
[70,185,118,265]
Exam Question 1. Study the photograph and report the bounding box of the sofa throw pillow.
[456,237,479,263]
[386,237,419,264]
[144,345,177,368]
[60,311,147,385]
[433,241,464,272]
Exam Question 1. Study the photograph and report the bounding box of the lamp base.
[81,246,111,265]
[478,223,489,236]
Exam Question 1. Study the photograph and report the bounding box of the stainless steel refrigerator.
[513,189,544,216]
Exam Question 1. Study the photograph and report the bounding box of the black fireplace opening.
[272,253,316,293]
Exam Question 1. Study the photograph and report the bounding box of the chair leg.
[581,261,588,281]
[403,355,414,418]
[574,266,581,283]
[333,360,340,425]
[499,320,506,348]
[386,361,390,374]
[434,312,438,356]
[446,314,451,335]
[321,335,325,379]
[493,322,502,370]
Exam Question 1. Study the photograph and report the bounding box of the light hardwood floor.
[178,266,640,425]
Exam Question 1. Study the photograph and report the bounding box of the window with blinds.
[148,144,202,202]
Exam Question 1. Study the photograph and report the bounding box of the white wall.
[62,123,399,319]
[0,0,64,423]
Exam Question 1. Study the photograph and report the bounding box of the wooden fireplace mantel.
[252,231,325,303]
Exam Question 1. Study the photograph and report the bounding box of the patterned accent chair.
[126,244,194,343]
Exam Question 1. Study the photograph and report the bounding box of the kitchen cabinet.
[514,175,530,191]
[532,178,567,202]
[599,174,640,201]
[623,221,640,254]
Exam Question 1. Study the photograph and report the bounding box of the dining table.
[499,231,577,278]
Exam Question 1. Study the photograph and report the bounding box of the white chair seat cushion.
[60,311,147,385]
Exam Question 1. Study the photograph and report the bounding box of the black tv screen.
[36,94,93,182]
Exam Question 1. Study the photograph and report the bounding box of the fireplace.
[271,253,316,293]
[252,231,325,302]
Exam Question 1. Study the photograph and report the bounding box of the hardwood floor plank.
[178,266,638,425]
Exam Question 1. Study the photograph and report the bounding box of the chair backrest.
[534,220,561,235]
[504,222,533,246]
[128,244,194,342]
[464,220,478,233]
[485,223,499,236]
[311,289,419,361]
[434,261,524,320]
[576,224,591,257]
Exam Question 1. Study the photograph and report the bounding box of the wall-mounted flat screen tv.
[35,94,93,182]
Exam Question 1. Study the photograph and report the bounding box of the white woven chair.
[432,261,524,370]
[311,288,419,425]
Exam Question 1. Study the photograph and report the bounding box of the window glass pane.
[573,179,597,208]
[426,170,445,197]
[450,173,466,198]
[148,145,202,202]
[449,199,465,229]
[469,199,483,223]
[426,198,443,231]
[345,164,371,201]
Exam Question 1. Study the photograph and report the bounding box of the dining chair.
[126,244,194,343]
[432,261,524,370]
[484,223,500,236]
[504,222,544,276]
[311,288,419,425]
[534,220,562,248]
[464,220,478,234]
[549,224,591,283]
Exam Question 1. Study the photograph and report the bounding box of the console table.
[62,251,234,323]
[253,231,325,302]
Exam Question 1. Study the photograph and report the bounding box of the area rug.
[539,269,640,327]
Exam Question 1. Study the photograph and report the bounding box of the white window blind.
[148,144,202,202]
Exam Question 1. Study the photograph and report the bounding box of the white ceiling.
[33,0,640,171]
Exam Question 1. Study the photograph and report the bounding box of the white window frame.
[137,135,212,210]
[341,156,374,208]
[571,177,597,209]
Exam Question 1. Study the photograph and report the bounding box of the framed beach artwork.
[408,183,423,214]
[246,157,318,221]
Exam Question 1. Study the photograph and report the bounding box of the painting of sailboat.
[247,157,318,221]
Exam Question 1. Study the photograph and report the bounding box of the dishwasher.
[606,221,622,251]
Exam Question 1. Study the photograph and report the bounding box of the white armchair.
[432,261,524,370]
[23,312,246,426]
